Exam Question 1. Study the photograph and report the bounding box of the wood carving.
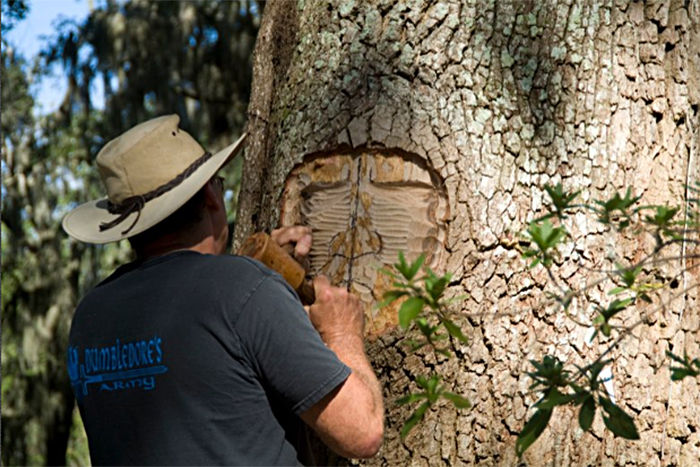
[281,150,449,336]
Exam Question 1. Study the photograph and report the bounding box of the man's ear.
[203,180,221,209]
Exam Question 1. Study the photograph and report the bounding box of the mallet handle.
[238,232,315,305]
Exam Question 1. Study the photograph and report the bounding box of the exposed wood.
[281,150,449,335]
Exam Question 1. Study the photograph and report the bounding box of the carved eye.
[281,150,449,336]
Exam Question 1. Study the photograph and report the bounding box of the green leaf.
[615,263,642,288]
[584,359,612,388]
[441,317,469,343]
[426,375,440,394]
[612,297,634,309]
[608,287,626,295]
[578,395,595,432]
[406,254,426,281]
[377,290,409,308]
[595,192,632,229]
[536,389,577,409]
[396,252,425,281]
[606,298,633,316]
[666,351,700,381]
[399,297,425,329]
[378,267,401,280]
[544,183,580,217]
[557,291,574,310]
[426,274,449,301]
[597,298,633,321]
[670,368,695,381]
[401,402,430,440]
[644,205,679,227]
[415,319,439,341]
[396,393,429,406]
[527,355,569,388]
[395,251,409,279]
[596,188,641,220]
[600,398,640,440]
[523,219,567,268]
[568,382,586,395]
[422,269,438,293]
[516,408,553,457]
[405,340,428,353]
[666,351,687,365]
[442,391,471,409]
[527,219,566,252]
[416,375,430,390]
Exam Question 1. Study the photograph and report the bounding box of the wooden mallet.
[238,232,316,305]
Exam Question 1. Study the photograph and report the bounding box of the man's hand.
[307,275,364,343]
[271,226,312,271]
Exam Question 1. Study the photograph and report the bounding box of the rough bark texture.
[233,0,299,248]
[237,0,700,465]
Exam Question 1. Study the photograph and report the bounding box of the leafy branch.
[381,181,699,454]
[516,356,639,457]
[513,182,699,455]
[379,252,470,439]
[667,351,700,381]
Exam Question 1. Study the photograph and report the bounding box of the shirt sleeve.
[233,271,351,416]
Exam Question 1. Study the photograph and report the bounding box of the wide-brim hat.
[62,114,246,244]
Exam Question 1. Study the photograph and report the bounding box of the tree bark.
[233,1,300,248]
[237,0,700,465]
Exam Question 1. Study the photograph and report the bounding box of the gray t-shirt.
[68,251,350,466]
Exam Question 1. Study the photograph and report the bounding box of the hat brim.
[62,133,246,244]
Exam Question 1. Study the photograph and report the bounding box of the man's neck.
[133,199,228,259]
[136,236,222,259]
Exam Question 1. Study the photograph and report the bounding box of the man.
[63,115,384,465]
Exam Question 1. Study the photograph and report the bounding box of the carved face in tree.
[281,150,449,335]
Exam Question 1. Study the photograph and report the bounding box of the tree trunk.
[235,0,700,465]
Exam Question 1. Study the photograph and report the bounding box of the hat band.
[99,150,213,235]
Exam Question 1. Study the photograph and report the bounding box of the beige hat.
[62,114,246,244]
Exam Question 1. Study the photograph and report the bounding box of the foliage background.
[1,1,262,464]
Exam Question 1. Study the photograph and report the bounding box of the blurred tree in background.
[1,1,261,464]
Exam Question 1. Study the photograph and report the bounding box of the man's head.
[62,115,245,248]
[127,174,230,257]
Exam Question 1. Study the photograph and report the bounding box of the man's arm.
[270,226,384,458]
[300,276,384,459]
